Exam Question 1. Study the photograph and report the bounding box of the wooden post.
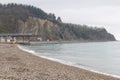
[27,36,30,44]
[5,36,7,43]
[23,36,24,44]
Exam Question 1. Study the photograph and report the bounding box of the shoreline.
[0,44,120,80]
[18,44,120,79]
[30,40,118,45]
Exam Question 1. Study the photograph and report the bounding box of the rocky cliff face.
[17,17,116,41]
[18,17,61,40]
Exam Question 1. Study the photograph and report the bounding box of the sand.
[0,44,119,80]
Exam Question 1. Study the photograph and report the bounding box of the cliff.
[0,3,116,41]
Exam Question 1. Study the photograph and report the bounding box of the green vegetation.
[0,3,116,41]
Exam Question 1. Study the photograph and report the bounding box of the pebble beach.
[0,44,119,80]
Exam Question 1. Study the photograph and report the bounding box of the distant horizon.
[0,0,120,40]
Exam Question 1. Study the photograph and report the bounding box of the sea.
[18,41,120,78]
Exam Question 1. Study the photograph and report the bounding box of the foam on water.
[17,44,120,79]
[18,45,74,65]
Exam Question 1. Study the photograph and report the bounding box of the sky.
[0,0,120,40]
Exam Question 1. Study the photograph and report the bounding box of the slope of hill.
[0,3,116,41]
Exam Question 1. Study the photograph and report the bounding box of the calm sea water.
[21,41,120,77]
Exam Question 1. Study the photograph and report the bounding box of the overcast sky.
[1,0,120,40]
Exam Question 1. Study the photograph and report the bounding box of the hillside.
[0,3,116,41]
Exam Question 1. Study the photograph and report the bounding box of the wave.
[17,44,120,79]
